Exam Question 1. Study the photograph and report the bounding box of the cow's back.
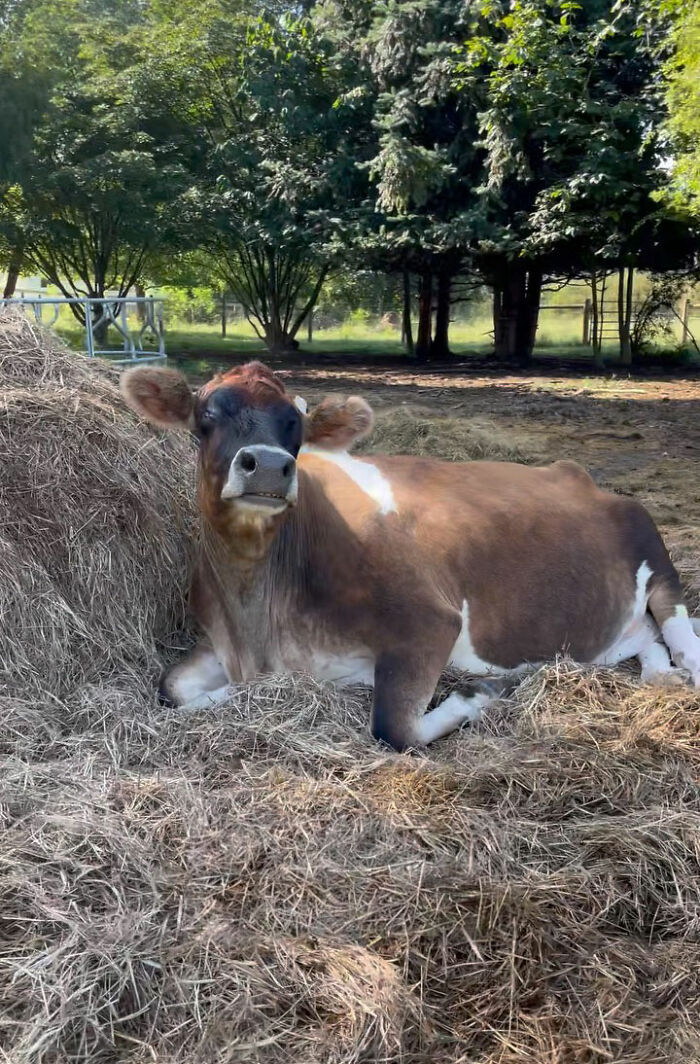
[295,453,676,669]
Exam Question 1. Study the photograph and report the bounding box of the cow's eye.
[199,408,217,433]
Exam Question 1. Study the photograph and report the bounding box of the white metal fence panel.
[0,295,166,364]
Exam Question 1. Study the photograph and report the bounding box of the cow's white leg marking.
[300,447,397,514]
[416,691,492,745]
[637,626,686,686]
[167,646,228,705]
[449,599,507,676]
[661,606,700,686]
[180,683,237,712]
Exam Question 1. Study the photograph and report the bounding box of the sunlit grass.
[40,301,700,365]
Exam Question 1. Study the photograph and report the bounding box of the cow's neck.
[196,517,275,679]
[196,470,361,677]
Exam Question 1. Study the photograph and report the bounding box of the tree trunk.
[590,271,603,367]
[626,263,635,364]
[599,269,609,356]
[430,268,452,360]
[402,269,414,358]
[264,321,297,354]
[493,261,541,363]
[492,281,504,355]
[93,315,109,347]
[91,289,109,347]
[493,265,521,360]
[618,264,632,366]
[415,270,433,361]
[288,263,328,348]
[515,265,542,362]
[2,244,23,299]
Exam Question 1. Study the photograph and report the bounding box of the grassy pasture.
[17,274,692,364]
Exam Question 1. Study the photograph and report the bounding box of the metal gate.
[0,295,166,363]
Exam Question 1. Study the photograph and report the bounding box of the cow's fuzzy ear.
[304,394,374,451]
[120,368,194,430]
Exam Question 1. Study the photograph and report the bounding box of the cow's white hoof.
[641,667,688,688]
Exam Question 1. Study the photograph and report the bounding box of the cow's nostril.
[282,462,292,478]
[240,452,257,474]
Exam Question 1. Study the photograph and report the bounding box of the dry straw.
[360,405,532,464]
[1,308,700,1063]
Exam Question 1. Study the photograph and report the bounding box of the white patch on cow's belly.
[449,600,507,676]
[594,561,656,665]
[309,648,375,687]
[300,447,397,514]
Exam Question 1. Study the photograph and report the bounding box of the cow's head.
[121,361,373,533]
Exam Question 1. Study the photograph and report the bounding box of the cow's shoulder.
[298,447,398,518]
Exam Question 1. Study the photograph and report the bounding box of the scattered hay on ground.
[362,405,534,463]
[1,309,700,1063]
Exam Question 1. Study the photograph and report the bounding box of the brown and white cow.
[122,360,700,750]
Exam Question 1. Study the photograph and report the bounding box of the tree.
[457,0,698,365]
[0,1,55,296]
[346,0,488,360]
[136,1,368,354]
[665,0,700,217]
[0,0,188,332]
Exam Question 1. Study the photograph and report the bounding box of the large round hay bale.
[0,308,196,701]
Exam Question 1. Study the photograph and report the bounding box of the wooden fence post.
[583,298,592,345]
[680,297,690,346]
[308,309,313,343]
[221,290,227,338]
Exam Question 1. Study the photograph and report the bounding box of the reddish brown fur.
[305,395,374,450]
[121,367,194,429]
[199,361,287,405]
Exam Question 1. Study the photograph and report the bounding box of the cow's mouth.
[236,492,290,511]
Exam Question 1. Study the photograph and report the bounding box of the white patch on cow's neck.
[449,599,507,675]
[301,446,397,515]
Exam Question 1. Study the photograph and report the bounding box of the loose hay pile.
[362,405,533,463]
[2,309,700,1063]
[0,309,196,701]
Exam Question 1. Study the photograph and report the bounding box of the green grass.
[50,307,698,367]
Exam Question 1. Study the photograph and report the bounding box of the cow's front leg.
[371,618,497,749]
[159,642,229,707]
